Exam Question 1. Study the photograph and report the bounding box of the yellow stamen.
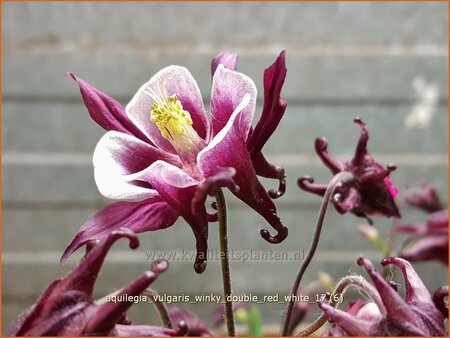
[146,85,202,156]
[150,94,194,139]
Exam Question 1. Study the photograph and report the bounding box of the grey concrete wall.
[2,1,448,333]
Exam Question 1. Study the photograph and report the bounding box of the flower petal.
[382,257,446,335]
[398,235,448,265]
[210,65,257,138]
[211,52,238,75]
[252,152,286,199]
[192,167,239,215]
[199,99,288,244]
[132,161,209,273]
[93,131,181,200]
[61,198,178,263]
[318,302,374,336]
[126,66,209,152]
[356,257,425,334]
[85,270,161,334]
[248,51,287,156]
[382,257,437,305]
[70,73,149,143]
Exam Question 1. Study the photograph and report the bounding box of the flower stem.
[144,289,173,329]
[215,188,235,336]
[295,275,385,336]
[281,171,354,336]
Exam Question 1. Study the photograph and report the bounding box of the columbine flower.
[394,209,448,265]
[405,181,444,213]
[63,52,288,273]
[8,229,187,336]
[318,257,446,336]
[298,117,400,222]
[169,307,212,336]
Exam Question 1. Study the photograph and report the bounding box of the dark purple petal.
[333,186,362,214]
[85,270,160,334]
[252,152,286,199]
[432,286,448,318]
[297,176,327,196]
[199,105,287,244]
[352,117,369,166]
[211,52,238,75]
[427,209,449,230]
[70,73,149,143]
[398,235,448,265]
[405,182,444,213]
[356,257,421,330]
[16,230,138,335]
[61,198,178,263]
[61,229,139,295]
[314,138,344,174]
[248,51,287,157]
[356,180,401,218]
[382,257,446,335]
[192,167,239,215]
[210,65,257,138]
[382,257,437,305]
[26,292,94,336]
[13,281,62,336]
[169,307,212,336]
[133,161,209,273]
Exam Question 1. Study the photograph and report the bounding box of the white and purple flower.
[63,52,288,273]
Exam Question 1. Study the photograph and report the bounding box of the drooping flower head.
[64,52,288,273]
[298,118,400,222]
[8,229,188,336]
[394,209,449,265]
[318,257,447,336]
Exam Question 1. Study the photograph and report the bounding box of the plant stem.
[144,289,173,329]
[295,275,385,336]
[215,189,235,336]
[281,172,354,336]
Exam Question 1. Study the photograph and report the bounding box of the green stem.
[281,172,354,336]
[215,189,235,336]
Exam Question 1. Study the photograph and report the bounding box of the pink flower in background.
[298,118,400,222]
[394,209,448,265]
[8,229,187,336]
[319,257,446,336]
[404,181,444,213]
[63,52,288,273]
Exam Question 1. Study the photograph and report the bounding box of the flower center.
[146,85,204,179]
[147,87,203,156]
[150,94,192,139]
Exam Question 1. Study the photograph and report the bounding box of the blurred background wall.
[2,1,448,333]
